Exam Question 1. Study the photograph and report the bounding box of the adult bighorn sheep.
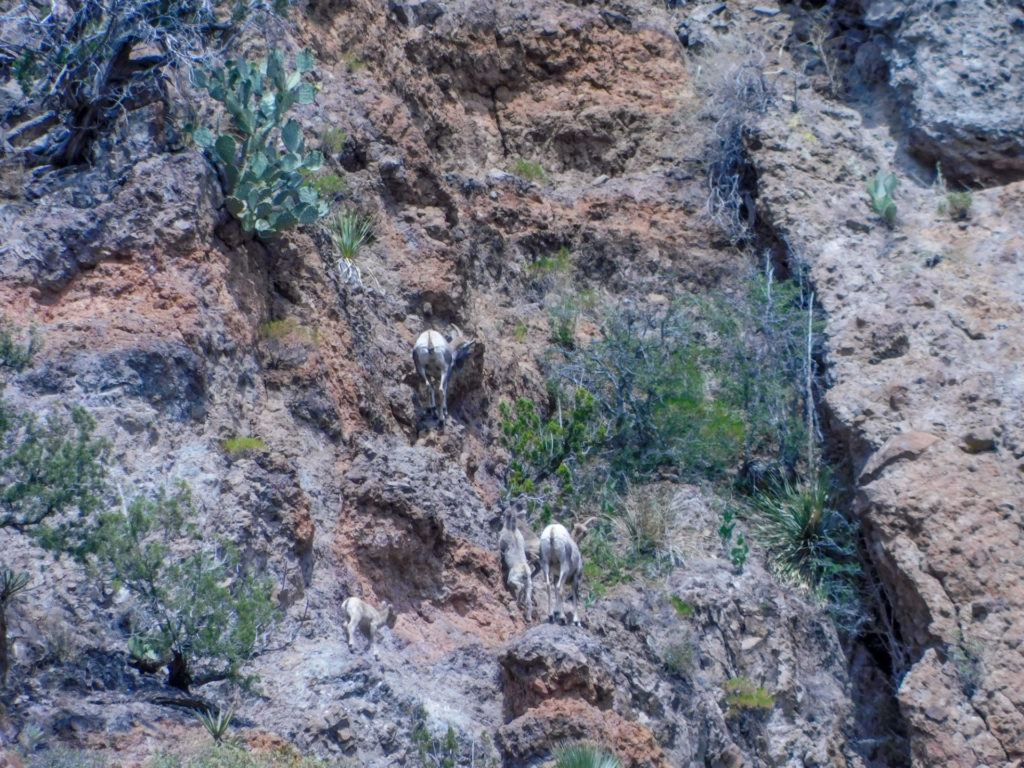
[341,596,397,659]
[517,512,594,576]
[499,508,533,621]
[539,522,585,626]
[412,328,475,425]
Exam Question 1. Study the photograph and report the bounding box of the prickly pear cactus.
[192,49,328,239]
[866,171,898,228]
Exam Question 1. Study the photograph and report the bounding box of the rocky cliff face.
[1,0,1022,766]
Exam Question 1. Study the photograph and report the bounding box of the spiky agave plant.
[748,474,857,589]
[553,741,621,768]
[197,705,235,743]
[328,210,374,262]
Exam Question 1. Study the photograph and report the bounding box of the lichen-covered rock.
[865,0,1024,183]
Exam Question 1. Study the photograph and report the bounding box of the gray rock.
[872,0,1024,182]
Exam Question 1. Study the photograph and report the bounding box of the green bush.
[866,171,898,227]
[1,319,108,687]
[193,49,328,239]
[510,158,547,183]
[85,485,279,691]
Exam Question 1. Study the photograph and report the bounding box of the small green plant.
[949,633,984,697]
[718,506,747,572]
[328,210,374,262]
[193,49,328,239]
[866,171,898,227]
[663,640,697,676]
[221,436,267,455]
[724,677,774,712]
[528,247,572,275]
[945,190,973,220]
[259,319,318,344]
[552,741,621,768]
[307,172,348,198]
[340,51,365,72]
[510,158,547,184]
[411,709,460,768]
[320,127,348,154]
[513,322,528,342]
[18,722,44,753]
[669,595,694,618]
[197,705,236,743]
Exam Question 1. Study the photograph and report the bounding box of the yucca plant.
[749,475,856,589]
[328,210,374,262]
[553,741,621,768]
[197,705,235,743]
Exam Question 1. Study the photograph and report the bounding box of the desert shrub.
[1,320,108,687]
[946,190,973,220]
[320,127,348,154]
[1,0,291,167]
[307,172,348,198]
[663,638,697,676]
[510,158,547,183]
[695,44,775,241]
[553,741,621,768]
[148,743,326,768]
[24,746,108,768]
[866,171,898,227]
[192,49,328,239]
[85,485,279,691]
[669,595,694,617]
[498,391,603,518]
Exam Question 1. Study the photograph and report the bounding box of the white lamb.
[341,596,397,659]
[412,328,475,425]
[539,522,584,626]
[499,508,533,621]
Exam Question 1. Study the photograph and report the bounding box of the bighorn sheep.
[499,508,533,622]
[517,512,594,576]
[539,522,584,626]
[412,328,475,425]
[341,596,397,659]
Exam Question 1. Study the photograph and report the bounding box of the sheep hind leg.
[570,569,582,626]
[555,562,571,625]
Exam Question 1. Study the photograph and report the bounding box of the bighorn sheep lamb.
[412,328,475,425]
[539,522,584,626]
[341,596,397,659]
[499,508,533,621]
